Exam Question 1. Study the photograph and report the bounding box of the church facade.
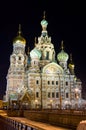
[4,15,83,109]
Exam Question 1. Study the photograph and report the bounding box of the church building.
[4,14,83,109]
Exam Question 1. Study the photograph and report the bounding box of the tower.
[36,12,55,63]
[5,24,27,101]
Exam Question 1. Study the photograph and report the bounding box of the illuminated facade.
[4,15,84,109]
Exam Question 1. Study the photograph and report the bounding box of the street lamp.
[50,99,53,109]
[75,88,79,98]
[65,100,71,109]
[75,88,79,109]
[35,100,38,109]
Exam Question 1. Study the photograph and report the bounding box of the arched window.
[66,93,69,98]
[56,92,59,98]
[46,51,49,60]
[48,92,50,98]
[36,92,39,98]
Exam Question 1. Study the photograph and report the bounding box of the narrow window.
[66,81,68,86]
[48,92,50,98]
[52,92,55,98]
[36,80,39,84]
[66,93,69,98]
[52,81,54,85]
[48,81,50,85]
[56,81,58,85]
[46,51,49,60]
[36,92,39,98]
[19,56,21,60]
[56,92,59,98]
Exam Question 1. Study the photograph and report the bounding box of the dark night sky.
[0,1,86,99]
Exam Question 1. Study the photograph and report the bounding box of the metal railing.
[0,115,40,130]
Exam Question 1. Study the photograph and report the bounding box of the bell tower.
[6,24,27,101]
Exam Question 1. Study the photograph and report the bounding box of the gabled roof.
[19,91,31,102]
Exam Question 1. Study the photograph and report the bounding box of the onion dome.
[13,24,26,44]
[57,41,69,62]
[41,11,48,31]
[30,48,42,59]
[68,54,75,69]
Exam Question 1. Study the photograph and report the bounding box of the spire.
[27,47,30,55]
[43,11,46,19]
[18,24,22,36]
[69,53,75,66]
[70,53,73,63]
[34,37,37,47]
[61,40,64,50]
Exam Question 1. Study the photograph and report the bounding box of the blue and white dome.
[30,48,42,59]
[40,12,48,31]
[41,19,48,28]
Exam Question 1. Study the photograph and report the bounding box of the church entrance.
[19,92,31,110]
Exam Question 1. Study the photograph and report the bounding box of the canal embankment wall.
[23,109,86,129]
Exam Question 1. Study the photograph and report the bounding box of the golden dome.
[13,24,26,44]
[69,63,75,69]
